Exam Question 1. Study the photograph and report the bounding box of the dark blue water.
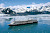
[0,15,50,33]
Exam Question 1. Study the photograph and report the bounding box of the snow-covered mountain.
[9,6,50,13]
[0,5,50,14]
[0,5,50,13]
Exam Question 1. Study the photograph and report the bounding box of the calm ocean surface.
[0,14,50,33]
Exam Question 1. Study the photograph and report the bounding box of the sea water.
[0,14,50,33]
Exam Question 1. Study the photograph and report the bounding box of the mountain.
[0,5,50,16]
[10,5,50,12]
[40,6,50,11]
[1,8,17,16]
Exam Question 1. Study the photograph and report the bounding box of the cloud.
[7,2,50,9]
[0,3,5,8]
[44,2,50,6]
[0,2,50,8]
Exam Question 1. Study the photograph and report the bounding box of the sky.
[0,0,50,7]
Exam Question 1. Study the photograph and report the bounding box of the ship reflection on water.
[8,23,38,31]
